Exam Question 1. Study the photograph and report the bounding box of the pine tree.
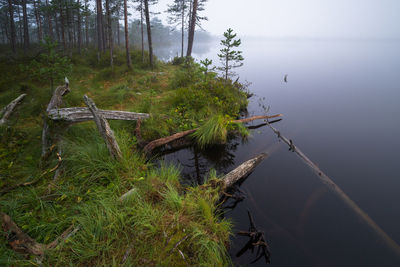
[217,28,244,81]
[166,0,188,58]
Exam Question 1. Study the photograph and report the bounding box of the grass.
[0,47,249,266]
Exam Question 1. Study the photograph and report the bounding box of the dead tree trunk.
[42,80,70,157]
[221,153,268,190]
[1,212,78,256]
[83,95,122,160]
[0,94,26,125]
[143,114,283,154]
[47,107,149,123]
[266,122,400,259]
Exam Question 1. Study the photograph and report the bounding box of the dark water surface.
[160,38,400,266]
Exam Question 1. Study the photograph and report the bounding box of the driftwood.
[266,121,400,258]
[236,210,271,264]
[143,114,283,154]
[222,153,268,190]
[42,80,70,157]
[47,107,149,123]
[0,212,78,256]
[83,95,122,160]
[0,94,27,125]
[143,129,197,154]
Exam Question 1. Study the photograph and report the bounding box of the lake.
[159,37,400,266]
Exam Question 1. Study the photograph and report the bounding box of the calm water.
[160,38,400,266]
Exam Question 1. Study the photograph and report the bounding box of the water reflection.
[161,136,241,185]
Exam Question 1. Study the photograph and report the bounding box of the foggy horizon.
[154,0,400,40]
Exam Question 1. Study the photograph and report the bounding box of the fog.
[155,0,400,39]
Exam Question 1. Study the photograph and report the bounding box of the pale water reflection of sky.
[153,0,400,39]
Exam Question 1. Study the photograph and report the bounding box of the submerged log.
[0,94,27,125]
[47,107,149,123]
[84,95,122,160]
[222,153,268,190]
[144,114,283,154]
[266,122,400,258]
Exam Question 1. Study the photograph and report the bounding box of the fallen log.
[0,94,27,125]
[1,212,79,256]
[143,129,197,154]
[266,121,400,258]
[221,153,268,190]
[84,95,122,160]
[0,212,45,256]
[47,107,149,123]
[143,114,283,154]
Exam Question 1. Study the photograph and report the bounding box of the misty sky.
[154,0,400,39]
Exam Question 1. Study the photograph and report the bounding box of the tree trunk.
[47,108,149,123]
[144,0,153,68]
[106,0,113,67]
[42,82,71,157]
[181,1,185,58]
[7,0,16,54]
[33,0,43,43]
[117,8,120,46]
[46,0,53,40]
[222,153,268,190]
[186,0,197,57]
[17,3,23,47]
[83,95,122,160]
[77,0,82,53]
[22,0,29,54]
[0,94,27,125]
[123,0,132,67]
[59,2,66,51]
[140,0,144,63]
[96,0,104,52]
[85,0,89,46]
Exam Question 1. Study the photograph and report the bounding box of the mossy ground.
[0,47,248,266]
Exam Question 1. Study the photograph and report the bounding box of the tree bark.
[7,0,16,54]
[124,0,132,67]
[77,0,82,53]
[0,94,26,125]
[47,107,149,123]
[83,95,122,160]
[42,82,70,157]
[106,0,113,67]
[1,212,79,256]
[140,0,144,63]
[22,0,29,54]
[46,0,53,40]
[222,153,268,190]
[33,0,43,43]
[85,0,89,46]
[96,0,104,52]
[181,1,185,58]
[59,2,66,51]
[144,0,153,68]
[186,0,198,57]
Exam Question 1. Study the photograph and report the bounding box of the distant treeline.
[0,0,211,66]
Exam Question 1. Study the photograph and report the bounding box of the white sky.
[152,0,400,39]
